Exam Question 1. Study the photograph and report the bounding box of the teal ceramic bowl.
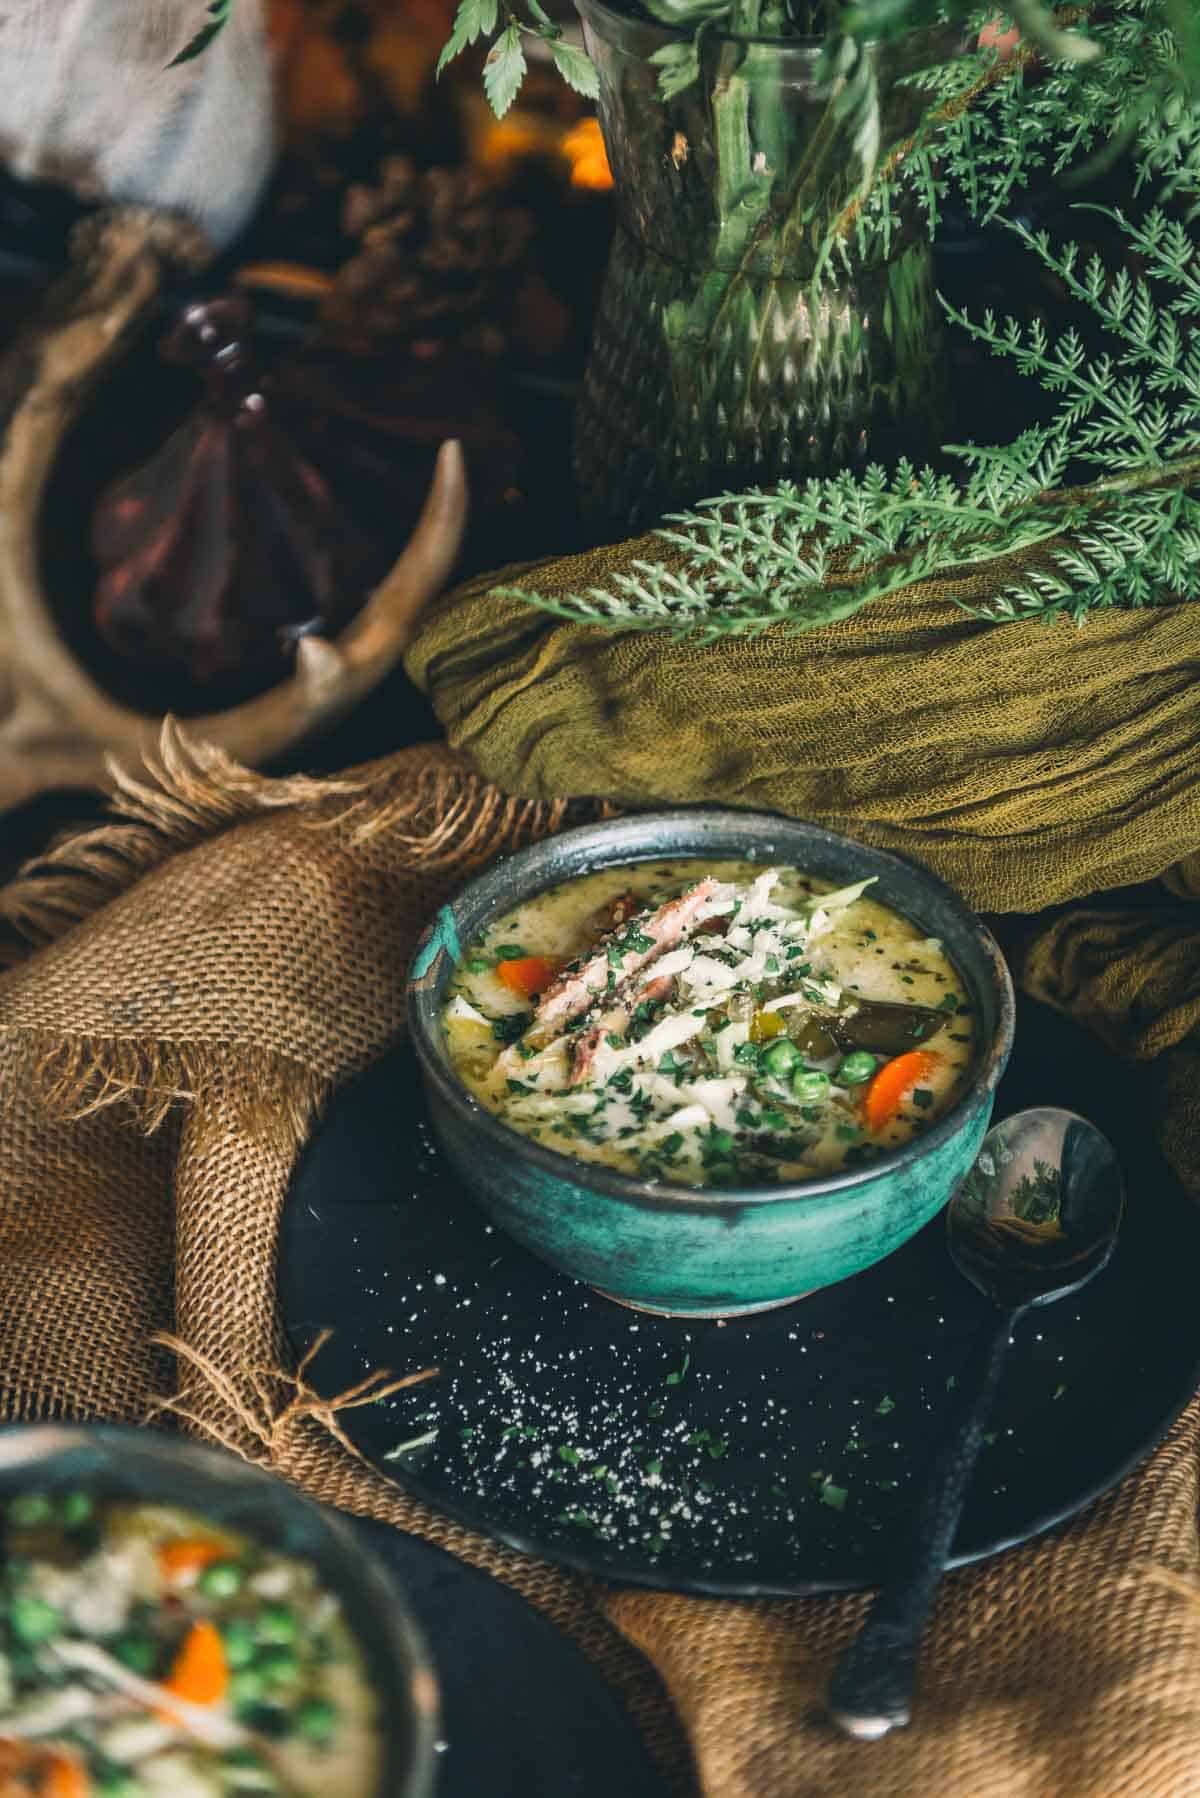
[407,811,1015,1318]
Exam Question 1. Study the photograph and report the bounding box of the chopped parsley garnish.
[605,1032,625,1050]
[875,1395,895,1416]
[505,1078,536,1094]
[660,1132,684,1156]
[665,1352,691,1386]
[491,1013,531,1044]
[494,943,527,959]
[557,1445,582,1466]
[734,1041,762,1067]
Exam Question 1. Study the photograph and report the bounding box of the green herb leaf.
[648,34,702,101]
[436,0,500,75]
[168,0,233,67]
[550,38,600,97]
[665,1352,691,1386]
[483,24,527,117]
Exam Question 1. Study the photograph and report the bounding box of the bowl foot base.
[591,1286,815,1320]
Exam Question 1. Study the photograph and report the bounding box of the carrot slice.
[862,1049,941,1133]
[158,1538,226,1582]
[40,1755,91,1798]
[163,1619,228,1706]
[496,956,562,1001]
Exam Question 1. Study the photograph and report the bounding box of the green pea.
[198,1560,243,1600]
[761,1038,799,1077]
[837,1051,879,1086]
[259,1644,301,1686]
[792,1068,832,1104]
[221,1618,259,1669]
[9,1595,64,1643]
[114,1631,159,1676]
[296,1697,338,1743]
[255,1604,298,1645]
[7,1493,53,1528]
[231,1667,269,1708]
[59,1491,93,1528]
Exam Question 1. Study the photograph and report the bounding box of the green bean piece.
[785,1015,839,1059]
[792,1068,831,1104]
[221,1617,259,1670]
[114,1631,159,1676]
[9,1595,64,1643]
[296,1697,338,1743]
[837,1051,879,1086]
[761,1038,799,1077]
[197,1560,243,1600]
[831,999,943,1056]
[256,1604,299,1645]
[7,1493,53,1528]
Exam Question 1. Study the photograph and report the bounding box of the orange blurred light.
[478,118,546,171]
[561,117,613,191]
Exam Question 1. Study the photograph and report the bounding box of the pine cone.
[321,156,535,355]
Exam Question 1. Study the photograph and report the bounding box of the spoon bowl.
[828,1106,1124,1740]
[948,1106,1124,1310]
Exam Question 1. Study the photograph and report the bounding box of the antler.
[0,209,467,814]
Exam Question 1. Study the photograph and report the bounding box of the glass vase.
[573,0,954,536]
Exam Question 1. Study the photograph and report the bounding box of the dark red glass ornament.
[91,295,377,685]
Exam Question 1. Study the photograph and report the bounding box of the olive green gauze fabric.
[405,536,1200,914]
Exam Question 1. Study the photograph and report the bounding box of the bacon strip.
[569,972,675,1084]
[531,878,730,1047]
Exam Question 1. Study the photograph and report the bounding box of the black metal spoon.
[827,1106,1125,1740]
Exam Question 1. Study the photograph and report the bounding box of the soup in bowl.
[408,811,1015,1317]
[0,1426,438,1798]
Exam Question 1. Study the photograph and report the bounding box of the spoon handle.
[826,1304,1019,1740]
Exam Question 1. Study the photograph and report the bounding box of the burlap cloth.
[3,715,1200,1797]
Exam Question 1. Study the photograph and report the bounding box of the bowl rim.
[407,806,1016,1211]
[0,1421,440,1798]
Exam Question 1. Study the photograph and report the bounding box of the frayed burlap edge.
[0,720,589,972]
[0,727,696,1795]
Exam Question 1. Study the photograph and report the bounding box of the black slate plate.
[346,1517,666,1797]
[280,995,1200,1596]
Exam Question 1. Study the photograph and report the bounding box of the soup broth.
[0,1493,382,1796]
[442,859,975,1187]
